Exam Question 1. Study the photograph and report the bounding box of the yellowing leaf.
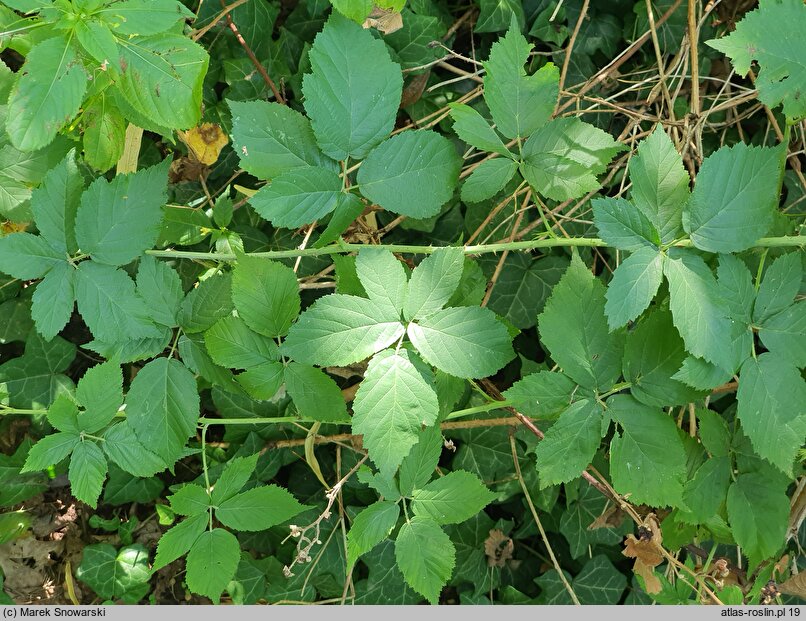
[178,123,228,166]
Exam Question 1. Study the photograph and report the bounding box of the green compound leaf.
[215,485,307,531]
[520,117,624,201]
[46,395,79,433]
[249,167,343,228]
[74,261,161,343]
[22,431,80,472]
[737,354,806,475]
[707,0,806,121]
[116,35,208,130]
[95,0,194,36]
[31,261,75,340]
[460,157,519,203]
[608,395,687,508]
[186,529,241,603]
[534,399,603,486]
[628,126,689,243]
[102,422,167,478]
[407,306,514,379]
[30,150,84,254]
[449,104,512,157]
[179,271,233,334]
[74,159,170,266]
[604,248,664,329]
[228,100,335,180]
[282,294,404,367]
[347,500,400,568]
[135,255,183,328]
[753,251,801,323]
[357,130,462,219]
[727,473,789,566]
[152,512,207,571]
[404,247,465,321]
[398,426,442,496]
[355,248,408,314]
[125,358,200,464]
[684,143,782,253]
[69,441,108,508]
[353,349,439,477]
[232,256,300,338]
[6,35,88,151]
[210,454,258,505]
[663,250,733,369]
[82,96,126,172]
[411,470,495,525]
[284,362,348,422]
[329,0,373,22]
[481,25,558,139]
[758,301,806,368]
[302,12,403,160]
[0,232,64,280]
[503,370,577,418]
[236,361,284,400]
[592,197,660,251]
[76,360,123,434]
[204,316,278,369]
[75,543,151,603]
[169,484,211,516]
[681,456,731,524]
[395,517,455,604]
[538,254,623,390]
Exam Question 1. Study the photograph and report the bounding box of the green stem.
[444,399,512,421]
[0,407,47,416]
[147,235,806,262]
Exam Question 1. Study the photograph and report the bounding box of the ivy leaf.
[355,248,408,314]
[6,35,88,151]
[476,0,525,33]
[0,232,64,280]
[608,395,687,507]
[31,261,75,340]
[460,158,519,203]
[628,126,689,243]
[448,104,512,157]
[357,131,462,219]
[737,354,806,475]
[30,150,84,254]
[592,197,660,251]
[75,543,151,603]
[69,441,108,508]
[21,431,80,472]
[604,248,664,329]
[204,316,279,369]
[152,512,207,571]
[684,143,782,253]
[520,118,624,201]
[102,422,167,478]
[404,247,465,321]
[503,370,576,418]
[302,12,402,160]
[481,25,558,139]
[249,167,343,228]
[753,251,801,323]
[726,474,789,566]
[353,349,439,477]
[347,501,400,568]
[232,256,300,338]
[395,517,455,604]
[407,306,514,379]
[534,400,603,486]
[282,294,404,366]
[76,360,123,433]
[116,35,208,130]
[186,529,241,603]
[74,159,169,266]
[215,485,307,531]
[538,254,623,390]
[663,250,733,369]
[706,0,806,121]
[284,363,348,422]
[228,100,336,180]
[135,255,183,328]
[411,470,495,524]
[126,358,200,464]
[74,261,160,343]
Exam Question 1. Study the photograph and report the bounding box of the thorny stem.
[146,235,806,262]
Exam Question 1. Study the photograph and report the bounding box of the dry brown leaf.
[634,558,662,594]
[622,514,664,594]
[484,529,514,568]
[778,572,806,599]
[362,6,403,34]
[588,504,626,530]
[178,123,229,166]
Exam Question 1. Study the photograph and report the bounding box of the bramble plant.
[0,0,805,607]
